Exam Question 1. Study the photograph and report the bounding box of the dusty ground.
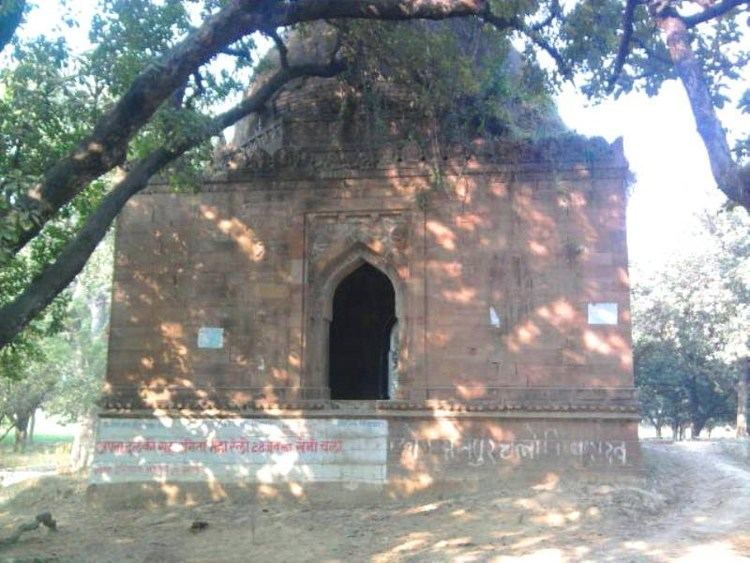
[1,440,749,562]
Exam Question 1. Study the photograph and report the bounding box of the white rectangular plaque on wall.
[197,327,224,348]
[587,303,618,325]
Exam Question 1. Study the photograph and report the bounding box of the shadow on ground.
[1,441,749,562]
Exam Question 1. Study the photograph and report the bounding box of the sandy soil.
[1,440,749,562]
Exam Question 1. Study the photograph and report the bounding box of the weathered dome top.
[230,20,565,150]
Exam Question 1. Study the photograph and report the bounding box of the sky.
[555,80,728,274]
[16,1,747,282]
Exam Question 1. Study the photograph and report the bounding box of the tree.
[0,360,57,451]
[41,233,112,423]
[0,233,111,451]
[0,0,749,351]
[635,341,690,437]
[0,0,24,54]
[633,207,749,438]
[556,0,750,210]
[633,285,738,439]
[702,208,750,436]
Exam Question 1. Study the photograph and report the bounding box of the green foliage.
[87,0,253,168]
[0,233,111,446]
[325,19,565,143]
[0,0,251,365]
[553,0,748,162]
[41,234,112,420]
[633,208,750,436]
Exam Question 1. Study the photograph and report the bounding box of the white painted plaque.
[489,306,501,328]
[91,418,388,484]
[197,327,224,348]
[587,303,618,325]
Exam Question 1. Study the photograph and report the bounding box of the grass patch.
[0,431,73,470]
[1,433,73,446]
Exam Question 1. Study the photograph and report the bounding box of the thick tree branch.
[479,8,521,33]
[683,0,750,27]
[219,46,253,61]
[0,60,344,349]
[265,28,288,70]
[652,5,750,209]
[0,0,24,54]
[607,0,640,93]
[0,0,492,260]
[0,512,56,547]
[631,36,673,66]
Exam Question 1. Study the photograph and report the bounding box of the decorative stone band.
[100,385,639,417]
[199,134,628,184]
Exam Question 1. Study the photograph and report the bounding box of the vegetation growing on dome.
[248,19,567,146]
[332,19,566,142]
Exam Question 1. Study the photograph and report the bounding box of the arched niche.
[329,263,394,399]
[304,243,406,399]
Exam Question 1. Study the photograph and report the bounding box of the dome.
[228,20,566,160]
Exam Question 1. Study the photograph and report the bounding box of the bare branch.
[683,0,750,27]
[0,60,345,348]
[183,71,206,108]
[607,0,640,93]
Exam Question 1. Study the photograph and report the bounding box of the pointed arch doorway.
[328,263,396,400]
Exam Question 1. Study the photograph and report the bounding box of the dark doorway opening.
[329,263,396,400]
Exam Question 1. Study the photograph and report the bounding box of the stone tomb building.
[96,39,639,496]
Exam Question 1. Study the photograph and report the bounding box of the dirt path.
[0,440,749,562]
[590,441,750,562]
[0,466,58,488]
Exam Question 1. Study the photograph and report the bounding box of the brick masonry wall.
[106,150,633,414]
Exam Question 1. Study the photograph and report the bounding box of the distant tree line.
[634,208,749,439]
[0,236,111,452]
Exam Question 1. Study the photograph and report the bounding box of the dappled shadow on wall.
[97,143,637,507]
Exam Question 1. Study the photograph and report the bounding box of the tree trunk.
[13,414,29,453]
[28,410,35,444]
[70,411,97,472]
[692,420,704,439]
[656,423,663,439]
[738,357,749,438]
[651,5,750,210]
